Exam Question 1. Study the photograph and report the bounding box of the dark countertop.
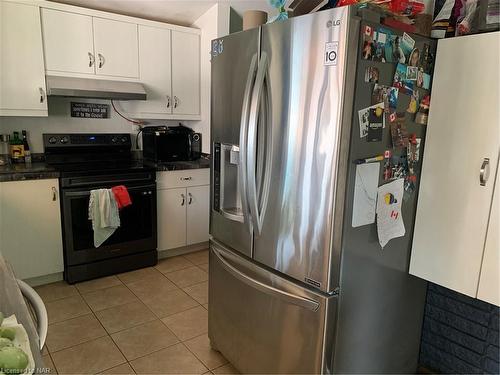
[0,163,59,182]
[0,156,210,182]
[150,156,210,171]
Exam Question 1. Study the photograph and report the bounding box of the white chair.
[16,279,48,350]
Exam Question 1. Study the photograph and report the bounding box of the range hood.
[46,76,147,100]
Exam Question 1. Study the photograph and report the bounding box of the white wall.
[189,3,230,154]
[0,97,180,153]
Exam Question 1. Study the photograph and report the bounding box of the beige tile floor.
[35,250,239,375]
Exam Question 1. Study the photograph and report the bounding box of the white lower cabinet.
[157,170,209,251]
[0,179,64,280]
[158,187,187,251]
[186,185,210,245]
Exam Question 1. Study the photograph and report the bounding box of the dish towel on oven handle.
[111,185,132,209]
[88,188,120,247]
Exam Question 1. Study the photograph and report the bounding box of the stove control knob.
[48,136,57,144]
[111,137,117,143]
[60,136,69,144]
[121,136,128,143]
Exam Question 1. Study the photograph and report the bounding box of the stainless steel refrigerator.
[209,5,436,374]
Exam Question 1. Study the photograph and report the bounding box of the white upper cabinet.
[92,18,139,78]
[171,31,200,116]
[120,25,172,116]
[0,1,47,116]
[41,9,95,75]
[410,32,500,305]
[41,10,139,79]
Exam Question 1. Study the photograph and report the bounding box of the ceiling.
[48,0,283,26]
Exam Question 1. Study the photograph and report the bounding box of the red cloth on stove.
[111,185,132,209]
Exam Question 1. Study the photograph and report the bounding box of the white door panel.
[0,179,64,280]
[41,8,95,75]
[0,2,47,114]
[187,185,209,245]
[120,25,171,115]
[93,17,139,78]
[478,161,500,306]
[410,32,500,297]
[157,188,187,250]
[171,31,200,115]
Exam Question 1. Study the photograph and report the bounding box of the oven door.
[61,182,157,267]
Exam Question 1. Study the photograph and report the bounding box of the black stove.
[44,133,158,284]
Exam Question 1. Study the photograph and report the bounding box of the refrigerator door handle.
[247,52,272,235]
[239,53,259,231]
[212,245,320,312]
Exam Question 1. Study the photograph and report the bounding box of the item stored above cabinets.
[142,125,202,163]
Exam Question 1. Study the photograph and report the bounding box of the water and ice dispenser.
[213,143,244,223]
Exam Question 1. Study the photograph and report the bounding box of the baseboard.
[158,242,209,259]
[24,272,64,287]
[23,242,209,286]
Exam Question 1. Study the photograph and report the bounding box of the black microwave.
[142,125,202,162]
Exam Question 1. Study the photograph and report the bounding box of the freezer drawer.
[208,240,338,374]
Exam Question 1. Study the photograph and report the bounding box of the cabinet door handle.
[166,95,171,108]
[52,187,57,201]
[180,177,192,181]
[39,88,45,103]
[188,192,193,205]
[181,193,186,206]
[173,96,179,108]
[480,158,490,186]
[98,53,105,68]
[88,52,95,67]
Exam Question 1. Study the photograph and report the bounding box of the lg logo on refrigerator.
[326,19,341,27]
[324,42,338,66]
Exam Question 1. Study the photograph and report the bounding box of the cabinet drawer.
[157,169,209,189]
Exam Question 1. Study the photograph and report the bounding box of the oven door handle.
[64,184,156,197]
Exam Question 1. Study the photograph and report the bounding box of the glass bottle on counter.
[22,130,31,164]
[10,132,24,163]
[0,134,11,166]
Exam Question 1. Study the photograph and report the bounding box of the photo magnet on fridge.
[358,102,385,138]
[406,66,418,81]
[371,84,399,112]
[408,48,420,67]
[401,32,415,60]
[393,63,414,95]
[367,107,384,142]
[407,90,420,114]
[390,114,409,148]
[421,43,434,73]
[416,68,431,89]
[364,66,379,83]
[391,35,406,63]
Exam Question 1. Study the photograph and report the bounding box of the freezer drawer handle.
[212,246,320,312]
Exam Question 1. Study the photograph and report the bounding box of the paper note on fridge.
[376,178,405,248]
[352,163,380,228]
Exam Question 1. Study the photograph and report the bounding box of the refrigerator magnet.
[364,66,379,83]
[358,103,385,138]
[367,107,384,142]
[371,84,399,112]
[406,91,419,114]
[390,115,409,148]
